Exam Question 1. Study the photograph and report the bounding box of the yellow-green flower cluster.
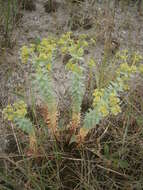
[58,32,72,45]
[78,34,87,40]
[115,50,143,89]
[109,92,121,115]
[116,49,129,62]
[58,32,88,57]
[36,38,57,62]
[119,75,130,90]
[66,61,83,75]
[93,89,104,107]
[21,43,36,64]
[93,89,121,117]
[37,38,56,53]
[99,102,109,117]
[138,64,143,74]
[90,38,96,45]
[132,51,143,65]
[3,101,27,122]
[21,46,30,64]
[116,62,138,90]
[117,63,137,75]
[77,38,88,49]
[93,89,109,117]
[69,46,84,58]
[29,43,36,52]
[58,32,73,54]
[21,32,89,69]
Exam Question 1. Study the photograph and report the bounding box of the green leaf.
[14,117,34,134]
[83,109,102,130]
[104,144,109,158]
[118,160,129,169]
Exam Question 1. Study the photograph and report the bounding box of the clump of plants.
[3,32,143,154]
[2,32,143,189]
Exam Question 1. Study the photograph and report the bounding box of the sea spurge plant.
[3,33,143,149]
[78,50,143,142]
[79,88,121,142]
[3,101,37,153]
[33,45,58,134]
[21,36,58,134]
[63,35,87,132]
[33,70,58,135]
[70,71,85,130]
[66,62,85,131]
